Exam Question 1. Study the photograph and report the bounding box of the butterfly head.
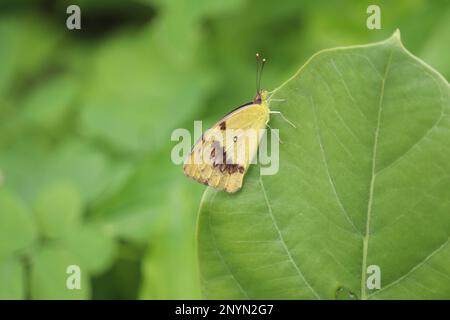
[253,89,268,104]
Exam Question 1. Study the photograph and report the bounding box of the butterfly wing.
[183,102,269,193]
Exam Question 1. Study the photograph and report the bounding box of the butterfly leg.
[267,90,285,102]
[269,110,297,128]
[269,98,286,102]
[266,123,283,144]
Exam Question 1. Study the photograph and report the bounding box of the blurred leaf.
[151,0,247,62]
[63,226,117,275]
[420,7,450,79]
[100,207,162,244]
[198,33,450,299]
[80,27,213,153]
[14,15,61,81]
[0,256,25,299]
[0,140,131,205]
[34,181,82,239]
[149,0,245,18]
[0,16,19,96]
[95,151,178,243]
[21,75,77,130]
[30,246,90,299]
[92,250,143,299]
[0,142,49,203]
[139,182,202,299]
[0,189,36,259]
[49,141,132,205]
[0,14,61,97]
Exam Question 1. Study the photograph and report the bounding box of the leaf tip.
[390,29,402,44]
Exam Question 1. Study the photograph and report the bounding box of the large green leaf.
[197,31,450,299]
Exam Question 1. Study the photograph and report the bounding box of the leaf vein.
[310,95,362,236]
[259,176,321,299]
[367,238,449,298]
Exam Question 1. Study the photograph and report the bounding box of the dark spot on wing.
[209,140,245,175]
[227,164,238,174]
[219,121,226,130]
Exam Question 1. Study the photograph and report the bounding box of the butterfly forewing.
[183,102,269,193]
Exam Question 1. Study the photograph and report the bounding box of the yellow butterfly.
[183,54,293,193]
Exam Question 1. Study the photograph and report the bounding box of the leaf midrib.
[361,47,394,299]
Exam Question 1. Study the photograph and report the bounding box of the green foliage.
[0,0,449,300]
[30,247,90,299]
[0,257,25,299]
[34,182,82,239]
[0,189,36,259]
[197,32,450,299]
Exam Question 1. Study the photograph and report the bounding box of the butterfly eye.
[233,136,238,143]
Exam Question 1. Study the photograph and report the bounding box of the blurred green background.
[0,0,449,299]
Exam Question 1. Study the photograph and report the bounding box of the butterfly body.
[183,90,270,193]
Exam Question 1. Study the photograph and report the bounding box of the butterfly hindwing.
[183,101,269,193]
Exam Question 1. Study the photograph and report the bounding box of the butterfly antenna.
[256,53,261,94]
[255,53,267,94]
[260,57,266,93]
